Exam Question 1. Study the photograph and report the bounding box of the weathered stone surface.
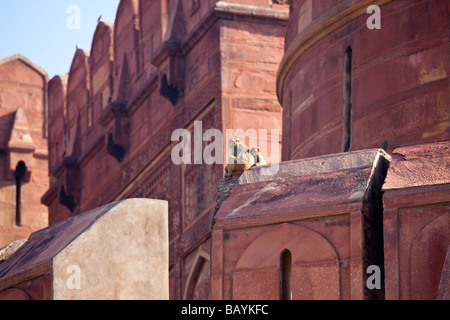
[437,243,450,300]
[232,223,340,300]
[239,149,390,185]
[40,0,289,300]
[211,171,243,223]
[382,140,450,190]
[0,55,49,248]
[279,0,450,160]
[383,141,450,300]
[212,148,390,300]
[0,199,169,300]
[215,149,390,226]
[268,0,450,300]
[52,199,168,300]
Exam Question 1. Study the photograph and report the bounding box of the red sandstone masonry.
[211,149,391,300]
[41,1,289,300]
[382,141,450,300]
[0,55,49,248]
[279,0,450,160]
[1,0,449,302]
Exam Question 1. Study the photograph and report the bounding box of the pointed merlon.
[7,107,36,152]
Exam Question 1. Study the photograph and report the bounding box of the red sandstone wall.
[383,142,450,300]
[220,16,285,162]
[0,56,49,248]
[42,0,288,300]
[279,0,450,160]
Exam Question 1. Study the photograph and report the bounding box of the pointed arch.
[139,0,165,70]
[0,54,47,80]
[48,76,68,121]
[410,213,449,300]
[183,249,210,300]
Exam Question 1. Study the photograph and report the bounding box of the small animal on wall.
[225,137,267,177]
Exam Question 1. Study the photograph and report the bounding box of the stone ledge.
[214,148,391,229]
[382,140,450,191]
[239,148,390,185]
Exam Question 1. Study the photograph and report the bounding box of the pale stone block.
[52,199,168,300]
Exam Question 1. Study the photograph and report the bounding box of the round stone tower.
[277,0,450,160]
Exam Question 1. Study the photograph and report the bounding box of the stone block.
[212,148,391,300]
[0,199,169,300]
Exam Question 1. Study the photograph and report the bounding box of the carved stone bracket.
[160,73,181,106]
[58,155,81,213]
[100,99,130,163]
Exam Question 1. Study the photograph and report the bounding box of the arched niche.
[232,223,340,300]
[411,213,449,300]
[183,249,210,300]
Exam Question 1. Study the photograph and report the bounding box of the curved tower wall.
[278,0,450,160]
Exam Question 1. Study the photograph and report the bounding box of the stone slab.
[0,199,169,300]
[383,140,450,191]
[239,148,390,185]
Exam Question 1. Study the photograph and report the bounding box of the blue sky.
[0,0,120,79]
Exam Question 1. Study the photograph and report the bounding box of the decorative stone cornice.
[152,1,289,66]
